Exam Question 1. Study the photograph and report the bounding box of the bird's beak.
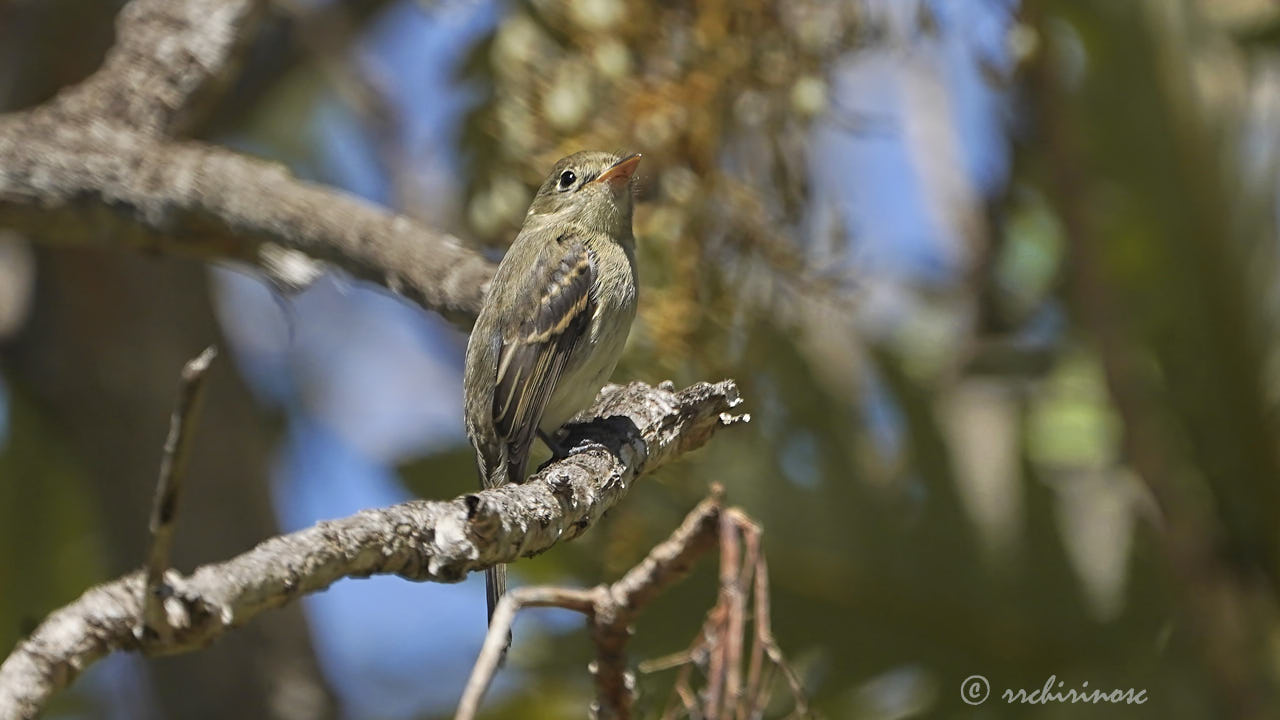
[592,153,642,191]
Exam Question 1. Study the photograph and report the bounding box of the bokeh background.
[3,0,1280,717]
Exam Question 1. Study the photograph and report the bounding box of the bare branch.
[674,683,701,720]
[0,122,495,322]
[140,346,218,644]
[736,509,810,718]
[707,510,745,717]
[454,491,812,720]
[455,586,597,720]
[741,520,767,716]
[0,380,745,720]
[456,493,726,720]
[646,509,811,720]
[609,488,727,611]
[595,492,728,718]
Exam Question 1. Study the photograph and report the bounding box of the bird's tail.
[479,458,513,655]
[486,563,513,658]
[485,563,507,623]
[481,460,510,628]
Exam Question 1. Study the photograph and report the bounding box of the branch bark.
[0,380,746,720]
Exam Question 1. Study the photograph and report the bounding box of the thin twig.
[649,507,811,720]
[455,586,596,720]
[140,346,217,644]
[675,680,701,720]
[740,519,765,720]
[455,494,726,720]
[594,491,725,718]
[755,662,778,718]
[639,649,695,674]
[720,511,747,716]
[705,516,736,717]
[661,652,702,720]
[750,539,810,718]
[727,507,752,712]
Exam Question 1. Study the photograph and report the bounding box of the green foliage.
[0,373,106,661]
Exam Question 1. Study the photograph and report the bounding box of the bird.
[463,150,642,631]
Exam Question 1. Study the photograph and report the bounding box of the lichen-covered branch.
[0,380,746,720]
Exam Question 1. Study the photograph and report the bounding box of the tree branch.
[456,491,811,720]
[455,586,599,720]
[654,510,811,720]
[0,380,746,720]
[0,120,494,322]
[141,346,218,644]
[456,494,725,720]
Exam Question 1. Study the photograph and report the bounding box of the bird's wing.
[490,233,596,484]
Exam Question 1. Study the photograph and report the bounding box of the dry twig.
[652,509,812,720]
[457,492,812,720]
[456,493,725,720]
[139,346,218,644]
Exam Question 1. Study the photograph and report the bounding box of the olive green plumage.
[463,150,642,626]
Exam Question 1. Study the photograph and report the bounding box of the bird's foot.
[538,429,573,460]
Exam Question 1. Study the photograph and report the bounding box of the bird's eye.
[557,170,576,190]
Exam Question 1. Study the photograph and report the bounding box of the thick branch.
[0,120,494,322]
[0,380,745,720]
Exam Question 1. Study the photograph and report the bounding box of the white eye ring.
[557,170,576,191]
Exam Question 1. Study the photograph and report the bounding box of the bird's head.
[526,151,642,237]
